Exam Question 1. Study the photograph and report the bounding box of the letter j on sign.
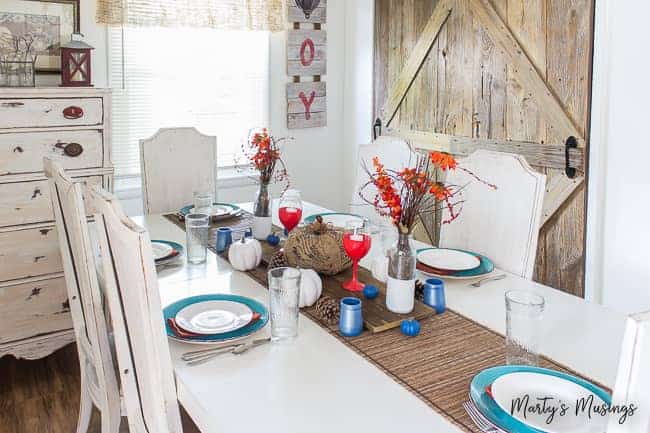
[287,82,327,129]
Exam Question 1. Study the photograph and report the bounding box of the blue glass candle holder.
[339,297,363,337]
[216,227,233,253]
[424,278,446,314]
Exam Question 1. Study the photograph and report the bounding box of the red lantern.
[60,33,93,87]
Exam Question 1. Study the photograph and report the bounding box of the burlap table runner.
[164,212,607,432]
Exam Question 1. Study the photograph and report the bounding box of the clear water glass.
[185,213,209,264]
[268,267,301,342]
[193,191,213,215]
[505,290,545,366]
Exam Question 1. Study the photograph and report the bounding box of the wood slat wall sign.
[373,0,594,297]
[287,29,327,76]
[288,0,327,24]
[286,82,327,128]
[286,1,328,130]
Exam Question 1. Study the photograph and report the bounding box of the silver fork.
[469,273,507,288]
[463,401,507,433]
[184,338,271,366]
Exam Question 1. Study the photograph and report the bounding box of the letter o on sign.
[300,38,315,67]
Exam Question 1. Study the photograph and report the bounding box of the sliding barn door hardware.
[373,118,382,140]
[565,136,578,179]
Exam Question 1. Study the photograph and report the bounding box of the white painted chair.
[350,136,415,223]
[43,157,122,433]
[87,185,183,433]
[439,149,546,279]
[140,127,217,214]
[607,311,650,433]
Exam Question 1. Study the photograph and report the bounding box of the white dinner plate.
[151,242,174,261]
[491,371,608,433]
[191,204,234,218]
[417,248,481,271]
[175,300,254,335]
[305,212,364,228]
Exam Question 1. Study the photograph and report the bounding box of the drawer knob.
[63,106,84,119]
[55,142,84,157]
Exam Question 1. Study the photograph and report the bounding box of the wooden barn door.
[373,0,593,297]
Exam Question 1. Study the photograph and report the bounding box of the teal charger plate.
[470,365,611,433]
[164,294,268,344]
[416,247,494,278]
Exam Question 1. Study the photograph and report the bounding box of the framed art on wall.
[0,0,80,73]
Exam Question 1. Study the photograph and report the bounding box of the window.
[108,26,270,183]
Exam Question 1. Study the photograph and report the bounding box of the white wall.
[586,0,650,313]
[268,0,346,212]
[342,0,375,211]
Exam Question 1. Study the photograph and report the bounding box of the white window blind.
[108,27,270,178]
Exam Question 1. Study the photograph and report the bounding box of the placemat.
[164,212,608,432]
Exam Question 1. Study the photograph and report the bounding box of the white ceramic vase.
[385,276,415,314]
[385,232,416,314]
[251,216,272,240]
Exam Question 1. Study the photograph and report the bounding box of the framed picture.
[0,0,80,73]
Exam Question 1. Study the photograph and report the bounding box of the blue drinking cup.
[216,227,233,253]
[424,278,446,314]
[339,297,363,337]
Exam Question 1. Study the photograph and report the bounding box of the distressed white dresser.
[0,88,113,359]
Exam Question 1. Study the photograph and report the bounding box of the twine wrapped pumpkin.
[284,216,352,275]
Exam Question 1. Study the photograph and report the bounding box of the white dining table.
[132,200,627,433]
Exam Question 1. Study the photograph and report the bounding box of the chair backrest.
[43,157,120,414]
[350,136,415,223]
[607,311,650,433]
[140,127,217,214]
[439,150,546,279]
[87,185,183,433]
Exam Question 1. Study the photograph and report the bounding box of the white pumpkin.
[370,256,389,283]
[299,269,322,307]
[228,237,263,271]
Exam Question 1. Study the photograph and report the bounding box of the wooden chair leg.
[76,375,93,433]
[100,411,122,433]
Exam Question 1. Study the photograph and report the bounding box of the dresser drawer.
[0,176,104,227]
[0,226,62,281]
[0,276,71,344]
[0,130,103,175]
[0,98,103,129]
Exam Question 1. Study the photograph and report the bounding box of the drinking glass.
[268,267,301,341]
[185,213,209,264]
[342,220,372,291]
[505,290,545,366]
[193,191,213,215]
[278,189,303,237]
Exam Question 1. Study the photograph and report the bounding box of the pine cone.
[314,295,340,325]
[415,279,425,302]
[267,250,289,270]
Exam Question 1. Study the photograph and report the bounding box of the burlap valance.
[96,0,287,31]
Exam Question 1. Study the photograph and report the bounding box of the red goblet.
[342,220,372,292]
[279,189,303,237]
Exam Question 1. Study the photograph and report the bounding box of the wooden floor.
[0,344,200,433]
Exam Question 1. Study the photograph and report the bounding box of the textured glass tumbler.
[185,213,209,264]
[193,191,213,215]
[268,267,301,342]
[505,290,545,366]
